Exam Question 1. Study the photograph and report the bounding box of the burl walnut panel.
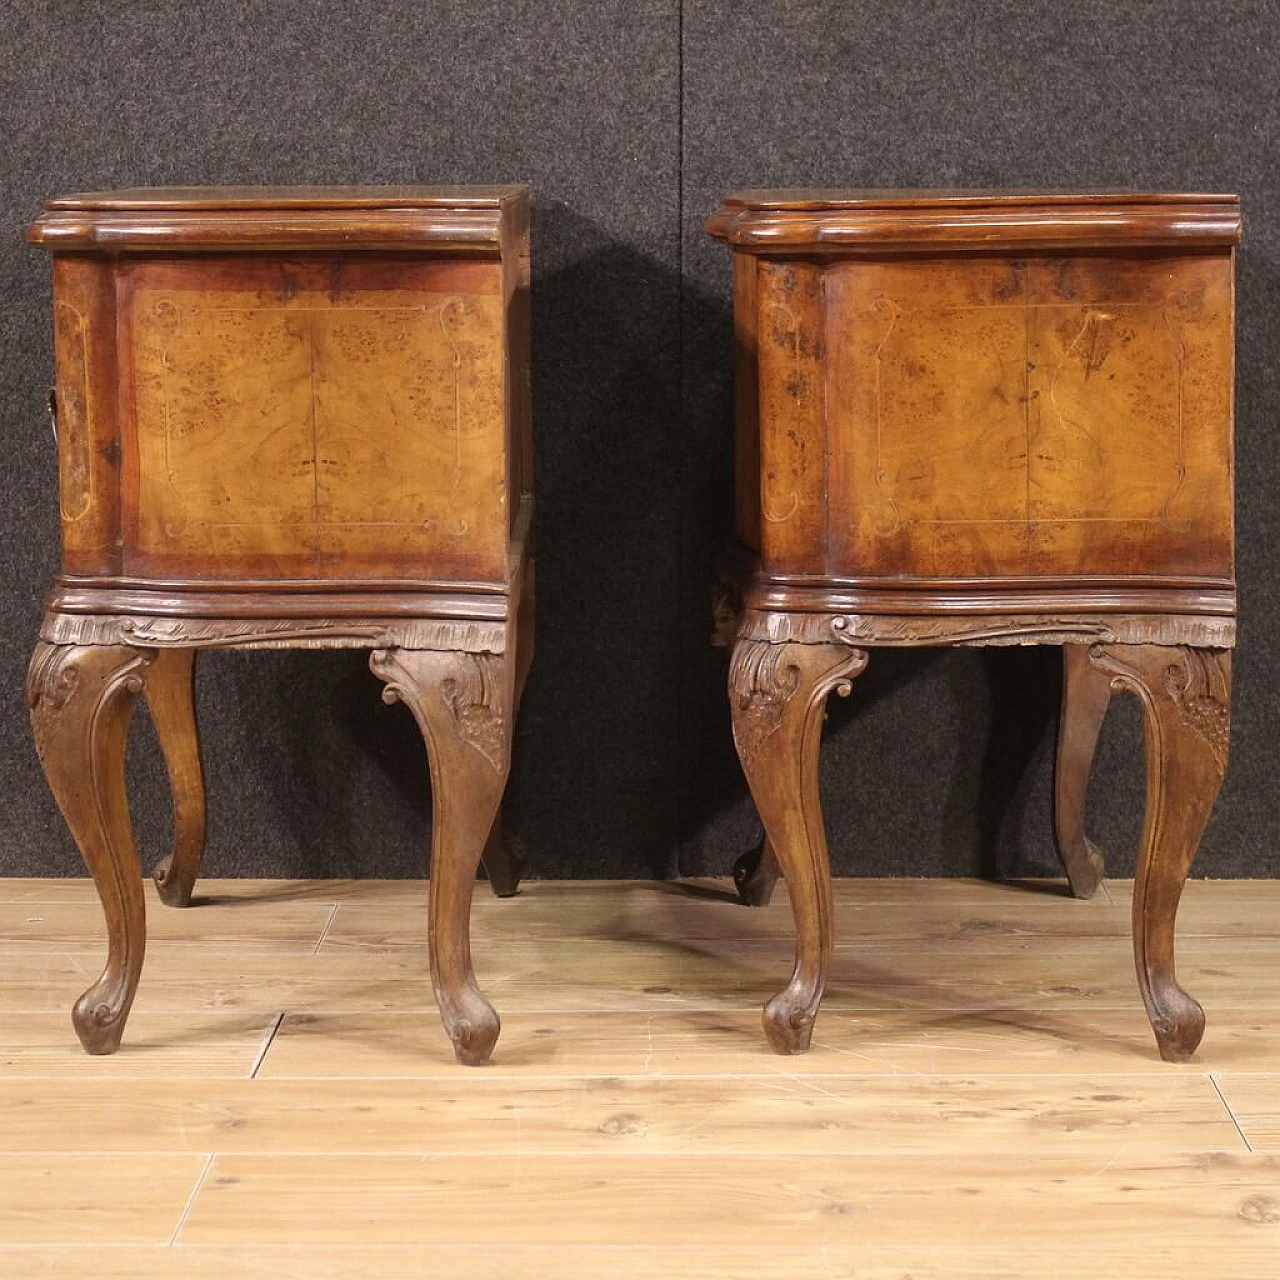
[821,254,1233,581]
[119,256,508,583]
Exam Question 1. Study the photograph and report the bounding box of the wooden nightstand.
[708,190,1240,1062]
[26,186,534,1064]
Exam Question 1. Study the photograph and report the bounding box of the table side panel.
[117,255,510,584]
[733,253,761,552]
[822,253,1234,583]
[52,256,122,577]
[756,261,828,573]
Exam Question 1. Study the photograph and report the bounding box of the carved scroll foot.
[1089,644,1231,1062]
[28,642,152,1054]
[482,816,526,899]
[729,633,868,1054]
[733,836,780,907]
[143,649,207,908]
[1052,643,1113,900]
[370,647,511,1065]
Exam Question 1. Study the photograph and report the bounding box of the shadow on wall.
[183,203,688,880]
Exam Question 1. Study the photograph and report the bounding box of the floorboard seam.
[167,1152,214,1246]
[311,904,341,955]
[248,1013,285,1080]
[1207,1072,1255,1152]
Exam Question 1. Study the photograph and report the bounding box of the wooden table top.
[43,185,529,210]
[707,189,1241,249]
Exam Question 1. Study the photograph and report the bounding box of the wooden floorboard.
[1,875,1277,1274]
[2,1243,1279,1280]
[176,1151,1280,1247]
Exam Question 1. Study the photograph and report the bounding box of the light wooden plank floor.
[0,875,1277,1278]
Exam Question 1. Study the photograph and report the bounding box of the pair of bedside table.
[27,186,1239,1065]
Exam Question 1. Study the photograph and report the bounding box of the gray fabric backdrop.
[1,1,1275,881]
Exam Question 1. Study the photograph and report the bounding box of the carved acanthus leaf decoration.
[27,643,152,763]
[370,649,507,774]
[1089,643,1231,776]
[729,640,802,765]
[1162,649,1231,773]
[439,655,506,772]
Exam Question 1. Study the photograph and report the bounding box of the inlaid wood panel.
[755,261,827,574]
[732,251,762,551]
[822,254,1234,581]
[51,256,121,576]
[119,256,509,583]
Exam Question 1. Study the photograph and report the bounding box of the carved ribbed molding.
[39,612,507,654]
[737,608,1236,650]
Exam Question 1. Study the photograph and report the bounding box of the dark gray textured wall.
[1,1,1276,881]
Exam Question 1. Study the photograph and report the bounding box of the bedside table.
[26,186,534,1064]
[708,190,1240,1062]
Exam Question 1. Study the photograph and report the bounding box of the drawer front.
[815,254,1234,583]
[118,255,509,583]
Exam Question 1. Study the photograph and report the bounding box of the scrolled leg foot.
[143,648,206,908]
[371,646,511,1065]
[438,984,503,1067]
[1053,643,1114,900]
[1149,989,1207,1064]
[728,632,868,1055]
[733,836,780,907]
[28,641,151,1055]
[1089,643,1230,1062]
[762,978,820,1054]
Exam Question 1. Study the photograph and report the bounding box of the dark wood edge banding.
[745,581,1236,619]
[46,587,513,623]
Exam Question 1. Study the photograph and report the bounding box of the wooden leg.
[1089,644,1231,1062]
[482,569,534,899]
[370,647,511,1065]
[27,642,152,1054]
[481,819,526,899]
[1053,643,1113,899]
[143,648,207,908]
[729,636,868,1053]
[733,836,780,907]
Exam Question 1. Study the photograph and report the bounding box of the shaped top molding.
[28,185,530,252]
[707,189,1241,252]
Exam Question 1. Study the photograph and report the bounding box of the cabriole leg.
[1089,644,1231,1062]
[143,648,207,908]
[1052,642,1114,899]
[370,647,512,1065]
[728,635,868,1053]
[28,642,152,1054]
